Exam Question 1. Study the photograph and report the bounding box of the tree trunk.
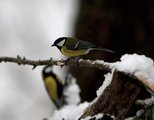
[80,71,151,120]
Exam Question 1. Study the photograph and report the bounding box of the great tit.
[42,65,64,109]
[51,37,114,57]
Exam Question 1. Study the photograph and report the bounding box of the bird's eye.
[57,39,65,46]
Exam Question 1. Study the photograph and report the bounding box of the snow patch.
[113,54,154,84]
[63,74,81,105]
[81,113,103,120]
[96,71,114,96]
[49,102,89,120]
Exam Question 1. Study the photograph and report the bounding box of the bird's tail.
[92,48,115,53]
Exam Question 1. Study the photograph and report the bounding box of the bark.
[80,70,151,120]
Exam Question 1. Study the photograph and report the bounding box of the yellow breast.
[61,47,88,57]
[45,76,58,102]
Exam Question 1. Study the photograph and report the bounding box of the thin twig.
[0,56,54,68]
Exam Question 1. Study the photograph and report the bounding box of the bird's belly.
[61,47,88,57]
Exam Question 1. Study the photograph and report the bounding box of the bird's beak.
[51,44,54,47]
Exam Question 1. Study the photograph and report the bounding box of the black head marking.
[42,65,55,78]
[52,37,67,47]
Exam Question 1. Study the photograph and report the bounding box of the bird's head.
[51,37,67,49]
[42,65,54,78]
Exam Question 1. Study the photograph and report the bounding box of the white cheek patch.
[45,66,53,73]
[57,39,65,47]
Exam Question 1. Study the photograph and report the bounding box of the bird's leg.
[66,57,81,65]
[74,57,82,65]
[65,57,76,61]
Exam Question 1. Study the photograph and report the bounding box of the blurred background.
[0,0,154,120]
[0,0,79,120]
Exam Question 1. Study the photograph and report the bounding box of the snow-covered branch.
[0,55,154,94]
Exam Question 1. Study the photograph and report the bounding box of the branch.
[0,55,112,71]
[0,55,153,93]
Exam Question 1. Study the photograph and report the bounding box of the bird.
[51,37,114,57]
[42,65,64,109]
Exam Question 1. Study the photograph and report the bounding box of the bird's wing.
[76,40,114,53]
[64,38,78,50]
[74,40,96,50]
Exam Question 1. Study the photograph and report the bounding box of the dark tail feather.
[92,48,115,53]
